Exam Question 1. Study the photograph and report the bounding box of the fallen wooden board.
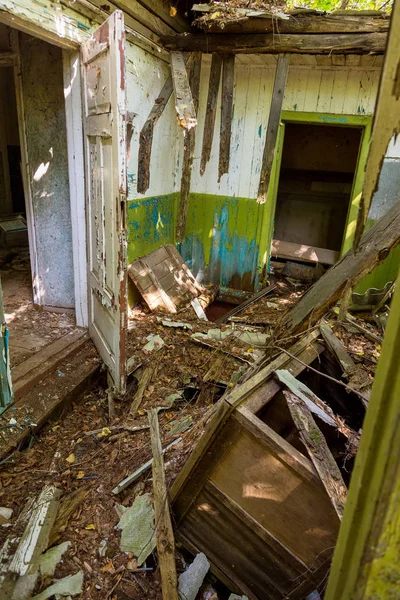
[12,330,89,400]
[275,200,400,339]
[284,391,347,520]
[200,53,222,176]
[128,244,204,313]
[271,239,339,266]
[149,409,178,599]
[215,283,277,324]
[0,342,101,461]
[129,366,155,417]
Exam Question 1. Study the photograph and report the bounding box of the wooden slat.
[271,239,339,265]
[170,51,197,130]
[285,391,347,520]
[215,283,277,324]
[218,54,235,182]
[257,54,289,204]
[176,53,202,242]
[200,53,223,176]
[149,409,178,599]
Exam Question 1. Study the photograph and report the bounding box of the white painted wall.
[125,40,182,200]
[191,62,381,199]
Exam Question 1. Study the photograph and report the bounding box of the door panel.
[82,11,127,393]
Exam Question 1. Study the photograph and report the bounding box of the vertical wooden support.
[176,53,201,242]
[257,54,289,204]
[170,51,197,130]
[148,409,178,600]
[218,54,235,182]
[200,53,223,176]
[137,75,174,194]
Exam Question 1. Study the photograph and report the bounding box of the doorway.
[270,116,368,269]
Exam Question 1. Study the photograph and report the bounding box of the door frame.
[256,111,372,287]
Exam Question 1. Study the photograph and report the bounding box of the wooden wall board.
[128,244,203,313]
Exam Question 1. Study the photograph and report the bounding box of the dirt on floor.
[1,246,76,367]
[0,274,385,599]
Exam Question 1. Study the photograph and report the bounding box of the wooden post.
[200,53,223,176]
[148,409,178,600]
[176,53,202,242]
[257,54,289,204]
[218,54,235,182]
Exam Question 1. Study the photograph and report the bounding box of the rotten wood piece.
[258,54,289,204]
[176,52,202,242]
[112,437,182,495]
[129,366,155,417]
[215,283,277,324]
[170,51,197,131]
[149,409,178,600]
[275,200,400,339]
[218,54,235,182]
[49,489,91,547]
[200,53,223,176]
[192,9,390,34]
[284,391,347,520]
[345,313,382,344]
[137,74,173,194]
[160,31,387,55]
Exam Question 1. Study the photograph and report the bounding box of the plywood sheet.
[128,244,203,313]
[210,428,339,565]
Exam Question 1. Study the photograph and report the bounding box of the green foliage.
[285,0,392,12]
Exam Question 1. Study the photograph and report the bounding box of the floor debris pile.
[0,241,392,598]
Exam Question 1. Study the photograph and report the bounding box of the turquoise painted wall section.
[180,193,263,291]
[127,193,179,264]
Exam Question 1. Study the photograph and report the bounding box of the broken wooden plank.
[200,53,223,176]
[176,52,202,242]
[49,489,90,547]
[137,74,173,193]
[129,366,155,417]
[161,31,387,54]
[215,283,277,324]
[257,54,289,204]
[170,51,197,130]
[112,437,182,495]
[218,54,235,182]
[149,408,178,600]
[12,330,89,400]
[9,485,62,577]
[271,239,339,266]
[284,391,347,520]
[345,313,383,344]
[320,321,355,373]
[275,200,400,339]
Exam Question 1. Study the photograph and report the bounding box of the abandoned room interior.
[0,0,398,599]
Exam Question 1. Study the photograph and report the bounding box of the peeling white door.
[82,11,127,393]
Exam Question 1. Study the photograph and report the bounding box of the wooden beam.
[200,53,222,176]
[148,408,178,600]
[218,54,235,182]
[176,53,202,242]
[257,55,289,205]
[284,391,347,520]
[275,200,400,339]
[160,32,387,54]
[170,51,197,130]
[353,7,400,247]
[136,0,189,33]
[271,239,339,265]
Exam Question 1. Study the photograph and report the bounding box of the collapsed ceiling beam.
[160,32,387,54]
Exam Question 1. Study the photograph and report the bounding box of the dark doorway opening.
[272,122,363,267]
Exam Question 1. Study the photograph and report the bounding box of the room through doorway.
[272,121,363,269]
